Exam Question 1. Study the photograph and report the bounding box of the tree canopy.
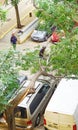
[0,6,7,21]
[35,0,78,33]
[0,0,78,129]
[0,50,21,112]
[0,0,78,113]
[10,0,20,6]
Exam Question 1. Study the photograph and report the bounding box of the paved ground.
[0,0,35,38]
[0,0,36,50]
[0,0,50,52]
[0,0,52,52]
[0,115,45,130]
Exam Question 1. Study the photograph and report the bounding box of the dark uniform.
[39,46,46,58]
[10,33,17,50]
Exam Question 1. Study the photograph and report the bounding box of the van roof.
[46,78,78,115]
[18,80,41,108]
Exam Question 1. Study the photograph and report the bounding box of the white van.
[44,78,78,130]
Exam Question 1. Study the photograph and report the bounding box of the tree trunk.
[5,85,35,130]
[14,4,22,28]
[8,70,57,109]
[77,0,78,3]
[5,107,16,130]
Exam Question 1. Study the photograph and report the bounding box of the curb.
[17,18,38,44]
[0,9,35,39]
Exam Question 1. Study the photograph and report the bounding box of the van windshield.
[14,106,27,118]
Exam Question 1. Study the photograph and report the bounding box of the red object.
[51,32,59,42]
[27,120,32,125]
[44,118,46,125]
[73,124,77,130]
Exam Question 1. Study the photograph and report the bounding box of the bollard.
[29,12,32,17]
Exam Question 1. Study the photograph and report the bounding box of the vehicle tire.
[35,114,41,126]
[45,127,48,130]
[44,36,48,41]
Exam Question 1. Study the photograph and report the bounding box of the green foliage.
[21,36,78,77]
[33,0,78,77]
[37,21,52,34]
[0,7,7,21]
[0,37,78,112]
[21,47,49,74]
[0,49,22,112]
[21,49,40,73]
[0,0,78,113]
[35,0,77,32]
[50,37,78,76]
[11,0,20,6]
[71,27,78,35]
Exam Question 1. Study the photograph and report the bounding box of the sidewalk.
[0,0,50,52]
[0,0,36,39]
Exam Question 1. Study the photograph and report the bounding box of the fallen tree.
[5,68,61,130]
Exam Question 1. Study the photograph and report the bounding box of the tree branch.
[8,69,64,109]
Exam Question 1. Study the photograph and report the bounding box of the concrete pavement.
[0,0,51,52]
[0,0,36,39]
